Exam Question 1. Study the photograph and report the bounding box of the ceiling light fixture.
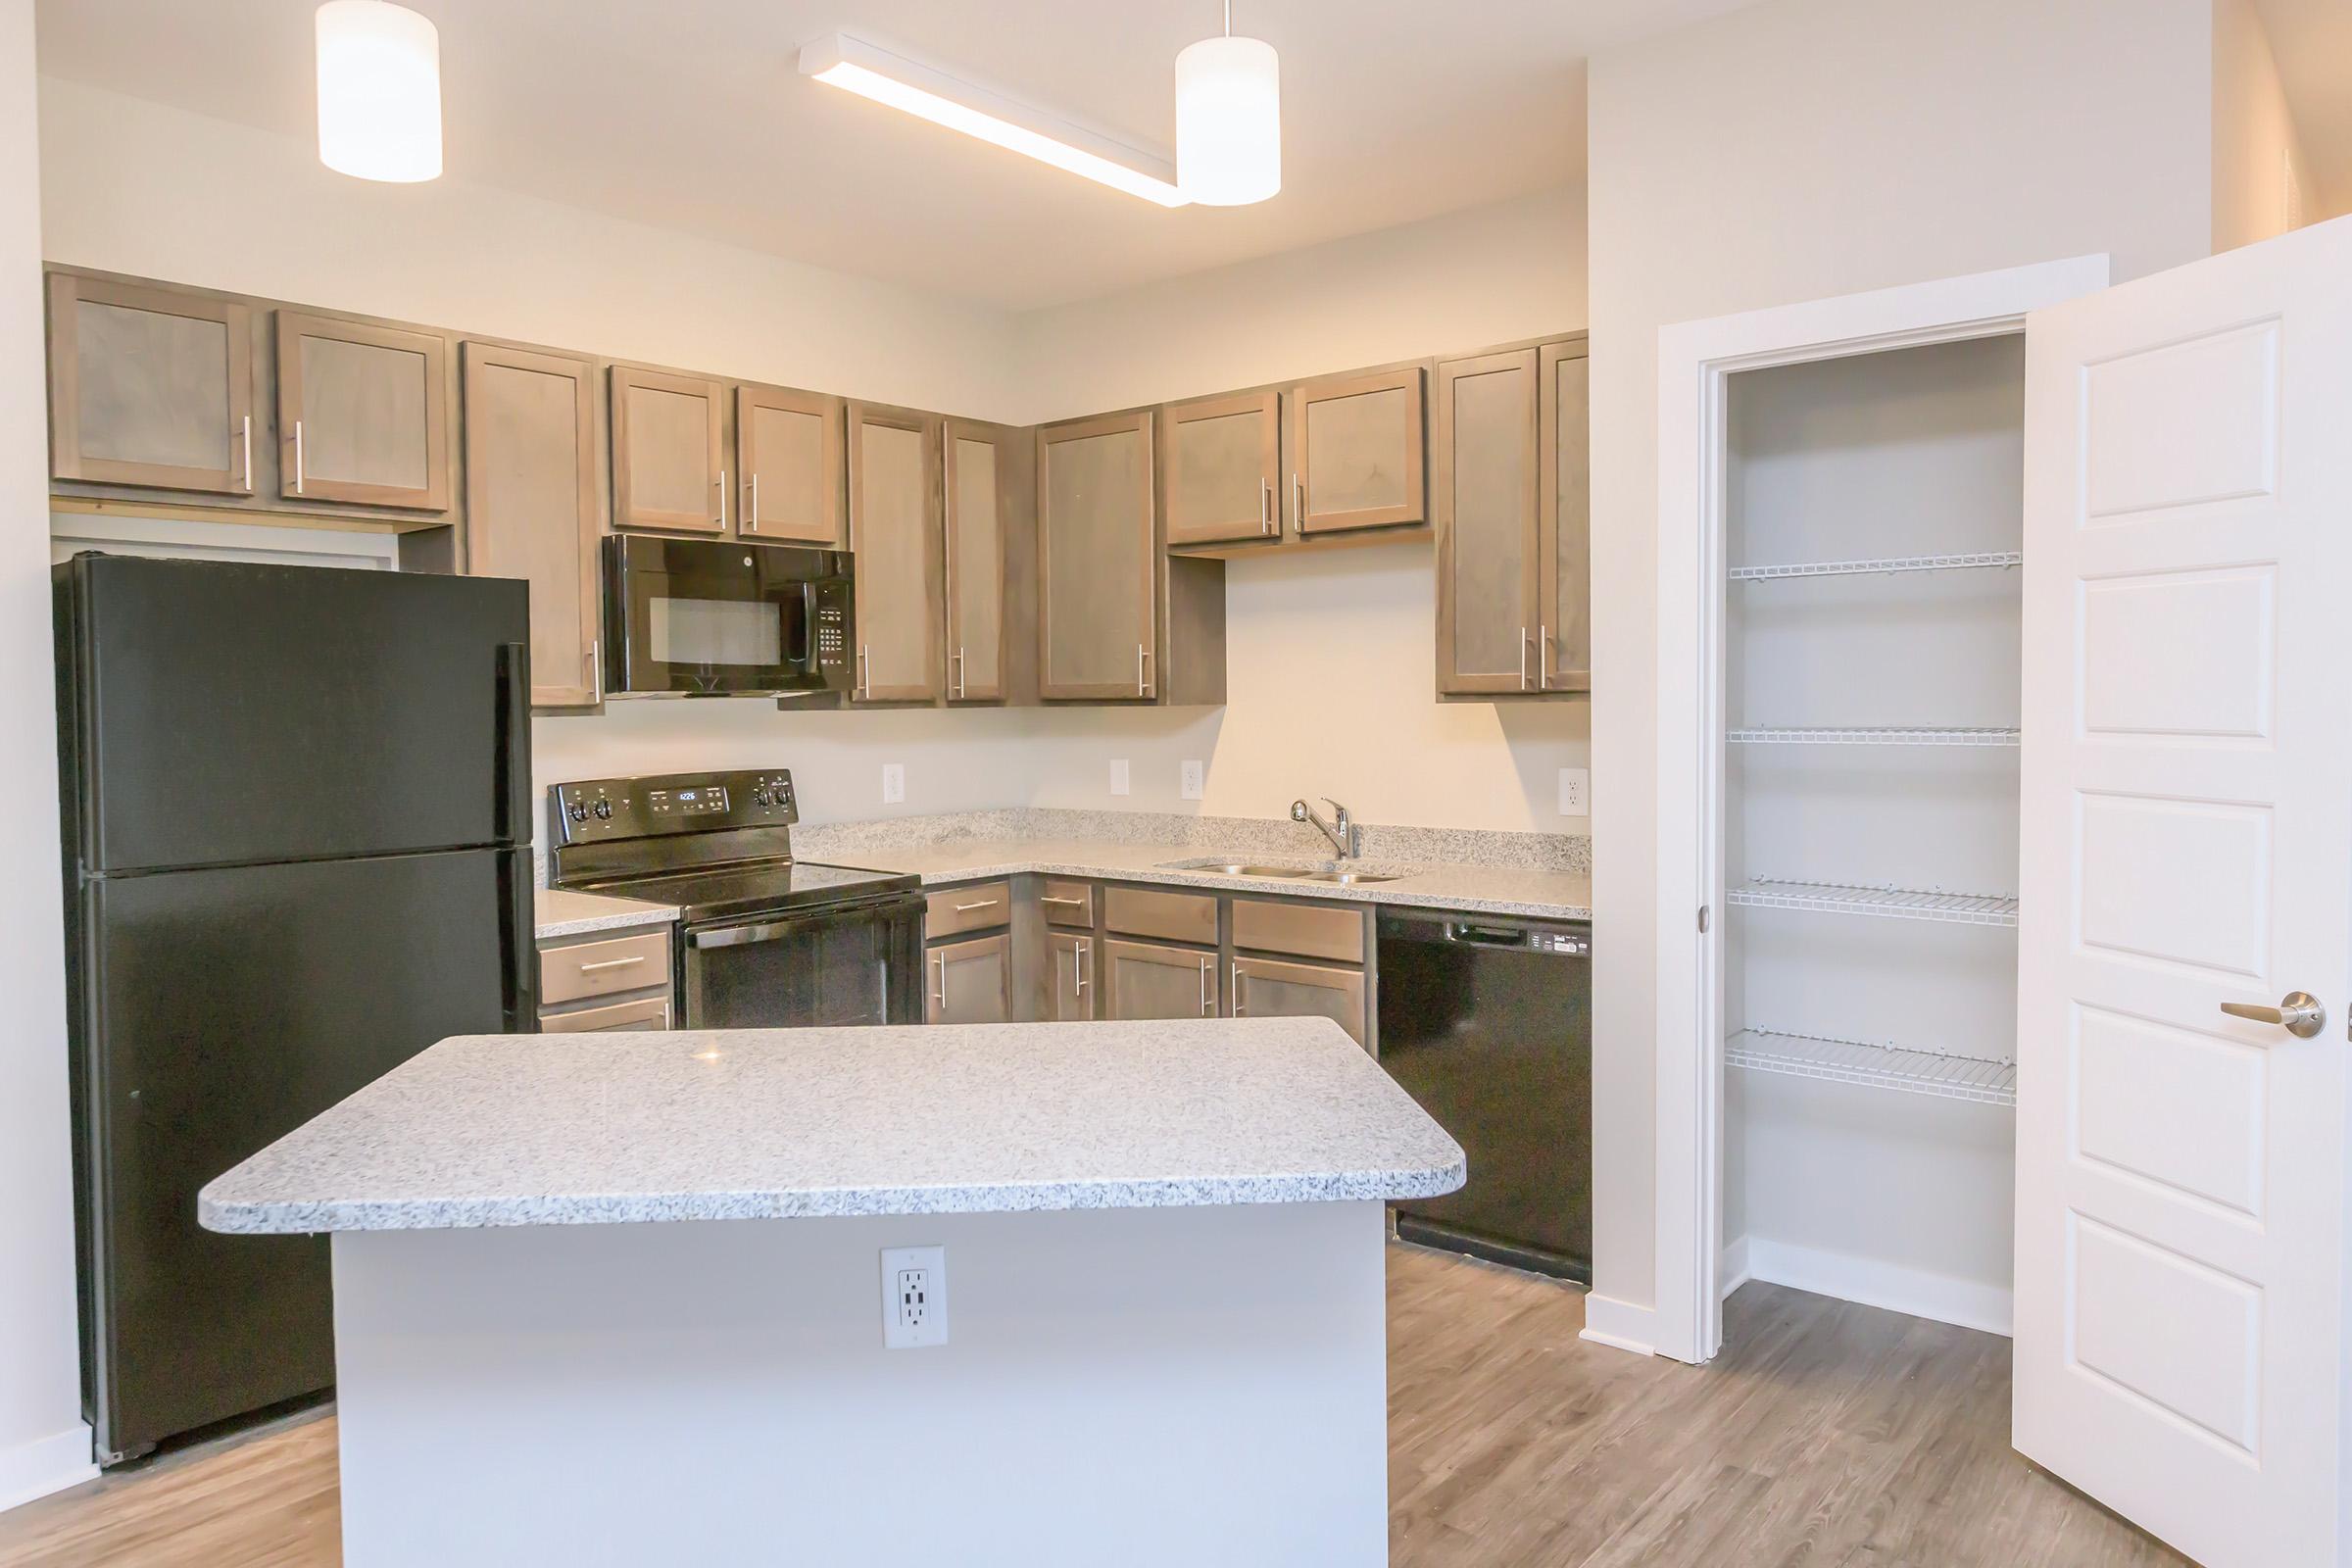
[1175,1,1281,206]
[799,32,1189,208]
[315,0,443,183]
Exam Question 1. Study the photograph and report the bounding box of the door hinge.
[1698,905,1710,934]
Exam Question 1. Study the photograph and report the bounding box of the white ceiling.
[32,0,1751,313]
[2251,0,2352,217]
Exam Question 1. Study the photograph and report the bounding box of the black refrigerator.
[54,554,536,1463]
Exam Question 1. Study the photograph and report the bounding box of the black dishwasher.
[1376,908,1592,1283]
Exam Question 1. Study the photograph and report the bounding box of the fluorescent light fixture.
[800,31,1189,208]
[1175,18,1280,205]
[315,0,442,182]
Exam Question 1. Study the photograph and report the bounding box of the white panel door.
[2016,215,2352,1568]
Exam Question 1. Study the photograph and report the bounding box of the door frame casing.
[1644,255,2111,1367]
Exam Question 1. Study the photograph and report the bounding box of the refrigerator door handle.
[493,643,530,843]
[501,850,537,1030]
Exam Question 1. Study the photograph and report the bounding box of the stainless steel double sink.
[1155,857,1412,886]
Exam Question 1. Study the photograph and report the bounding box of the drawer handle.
[575,955,647,973]
[952,899,1002,913]
[1039,895,1089,907]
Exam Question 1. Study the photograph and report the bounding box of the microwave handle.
[795,581,817,666]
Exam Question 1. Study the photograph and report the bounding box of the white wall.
[0,0,90,1513]
[1585,0,2217,1322]
[2212,0,2316,250]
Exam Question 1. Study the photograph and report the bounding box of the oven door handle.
[688,916,824,951]
[685,896,921,951]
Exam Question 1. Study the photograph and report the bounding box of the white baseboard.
[1577,1292,1657,1357]
[1717,1236,1752,1298]
[1745,1238,2012,1337]
[0,1424,96,1515]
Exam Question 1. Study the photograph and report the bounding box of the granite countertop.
[197,1018,1466,1235]
[533,887,679,941]
[820,838,1592,921]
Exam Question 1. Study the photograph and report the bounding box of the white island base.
[335,1201,1387,1566]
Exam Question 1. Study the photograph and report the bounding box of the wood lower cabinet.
[927,933,1011,1024]
[1289,367,1426,536]
[848,401,944,703]
[735,382,841,545]
[1230,955,1368,1048]
[1161,390,1280,547]
[462,342,601,708]
[536,924,676,1035]
[1038,411,1156,700]
[611,366,725,533]
[1050,931,1096,1021]
[1435,348,1541,694]
[275,311,451,511]
[1102,938,1218,1021]
[1538,338,1592,692]
[925,880,1012,939]
[47,272,256,496]
[538,994,672,1033]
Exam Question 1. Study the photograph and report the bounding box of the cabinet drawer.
[538,929,672,1006]
[926,880,1013,937]
[1037,878,1096,929]
[539,994,672,1033]
[1230,956,1367,1048]
[1103,886,1218,946]
[1230,899,1366,964]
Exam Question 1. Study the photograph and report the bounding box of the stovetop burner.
[567,858,919,925]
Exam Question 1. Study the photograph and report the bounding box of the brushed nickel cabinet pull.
[1232,962,1247,1015]
[932,954,947,1010]
[1200,956,1212,1016]
[1518,627,1529,690]
[576,955,646,974]
[1539,623,1550,686]
[716,467,727,528]
[1040,895,1088,907]
[953,899,1001,913]
[1075,939,1090,994]
[748,471,760,530]
[292,418,305,494]
[238,414,252,492]
[1260,476,1273,534]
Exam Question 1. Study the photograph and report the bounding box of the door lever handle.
[2220,991,2327,1040]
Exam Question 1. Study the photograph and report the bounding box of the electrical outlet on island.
[881,1246,948,1348]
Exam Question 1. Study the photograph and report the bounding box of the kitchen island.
[200,1018,1463,1568]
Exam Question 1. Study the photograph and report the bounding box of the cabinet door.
[1051,932,1096,1021]
[611,367,725,533]
[1161,390,1279,546]
[538,994,672,1033]
[848,402,943,703]
[736,382,842,545]
[1434,349,1541,695]
[1102,939,1217,1021]
[462,343,602,709]
[1538,338,1592,693]
[275,311,451,510]
[926,934,1010,1025]
[944,419,1010,702]
[1230,955,1367,1048]
[48,273,255,495]
[1038,411,1156,700]
[1288,367,1426,535]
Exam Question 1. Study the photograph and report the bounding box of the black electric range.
[547,769,924,1028]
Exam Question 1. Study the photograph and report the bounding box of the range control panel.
[548,769,798,845]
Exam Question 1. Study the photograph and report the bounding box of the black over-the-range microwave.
[602,535,855,697]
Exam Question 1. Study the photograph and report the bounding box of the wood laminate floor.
[0,1245,2185,1567]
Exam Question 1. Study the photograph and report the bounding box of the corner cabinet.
[47,272,256,496]
[926,932,1012,1024]
[1037,411,1157,700]
[462,342,602,709]
[846,401,944,704]
[1434,333,1588,697]
[274,311,452,511]
[610,366,726,533]
[1050,931,1096,1021]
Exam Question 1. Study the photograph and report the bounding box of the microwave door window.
[648,597,785,672]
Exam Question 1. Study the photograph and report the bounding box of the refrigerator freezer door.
[71,846,531,1459]
[57,555,531,872]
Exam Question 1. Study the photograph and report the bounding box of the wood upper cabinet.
[944,418,1016,703]
[847,401,943,703]
[927,932,1011,1025]
[1434,348,1542,695]
[275,311,451,510]
[611,366,725,533]
[47,273,256,495]
[1160,390,1280,547]
[1102,938,1218,1021]
[1288,367,1426,535]
[1538,339,1592,692]
[462,342,601,709]
[1038,411,1156,701]
[1050,932,1096,1021]
[1230,955,1368,1048]
[735,382,842,545]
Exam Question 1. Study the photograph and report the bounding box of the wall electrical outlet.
[881,762,906,805]
[1180,760,1204,801]
[1557,767,1590,816]
[1109,759,1131,797]
[881,1245,948,1348]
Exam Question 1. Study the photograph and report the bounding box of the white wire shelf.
[1728,1028,2018,1105]
[1727,726,2021,747]
[1728,551,2023,582]
[1728,878,2020,927]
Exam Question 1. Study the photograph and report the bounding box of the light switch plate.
[1180,760,1204,800]
[881,762,906,805]
[1557,767,1590,816]
[1109,759,1131,797]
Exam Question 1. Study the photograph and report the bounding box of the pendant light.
[315,1,443,183]
[1174,1,1281,206]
